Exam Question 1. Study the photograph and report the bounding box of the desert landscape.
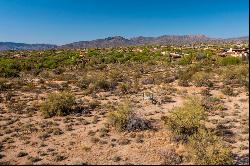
[0,42,249,165]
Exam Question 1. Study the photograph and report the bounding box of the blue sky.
[0,0,249,45]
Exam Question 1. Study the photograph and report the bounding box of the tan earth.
[0,67,249,165]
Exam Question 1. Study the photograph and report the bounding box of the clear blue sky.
[0,0,249,45]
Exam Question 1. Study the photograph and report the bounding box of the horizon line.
[1,34,249,46]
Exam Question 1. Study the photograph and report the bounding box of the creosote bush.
[192,71,213,87]
[39,92,77,118]
[107,102,133,131]
[187,129,233,165]
[162,97,205,141]
[107,102,150,131]
[163,97,233,165]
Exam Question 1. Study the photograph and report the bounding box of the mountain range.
[0,42,57,51]
[0,35,248,51]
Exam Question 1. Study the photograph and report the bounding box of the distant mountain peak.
[105,36,125,40]
[104,36,128,42]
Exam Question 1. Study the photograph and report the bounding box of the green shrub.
[39,92,76,118]
[219,56,240,66]
[163,97,206,140]
[177,64,201,86]
[107,102,150,131]
[222,65,248,87]
[187,129,233,165]
[107,102,133,131]
[0,68,20,77]
[192,71,213,87]
[0,58,21,77]
[177,54,193,65]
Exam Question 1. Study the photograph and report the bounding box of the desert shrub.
[56,73,77,82]
[0,78,11,91]
[88,100,101,110]
[222,65,248,87]
[77,78,92,90]
[7,101,27,114]
[107,102,150,131]
[164,76,176,83]
[0,67,20,78]
[126,116,151,132]
[219,56,241,66]
[177,64,201,86]
[0,58,21,77]
[107,102,133,131]
[195,53,207,61]
[200,88,211,96]
[192,71,213,87]
[162,97,206,141]
[38,70,54,79]
[177,80,189,87]
[22,82,36,91]
[161,95,173,103]
[80,72,117,92]
[17,151,28,157]
[199,60,214,71]
[117,82,130,94]
[39,92,77,118]
[201,96,225,112]
[131,77,141,92]
[152,72,171,85]
[109,69,125,82]
[141,76,155,85]
[94,78,112,91]
[177,54,193,65]
[95,63,107,70]
[221,86,236,96]
[187,129,233,165]
[52,67,65,75]
[162,148,183,165]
